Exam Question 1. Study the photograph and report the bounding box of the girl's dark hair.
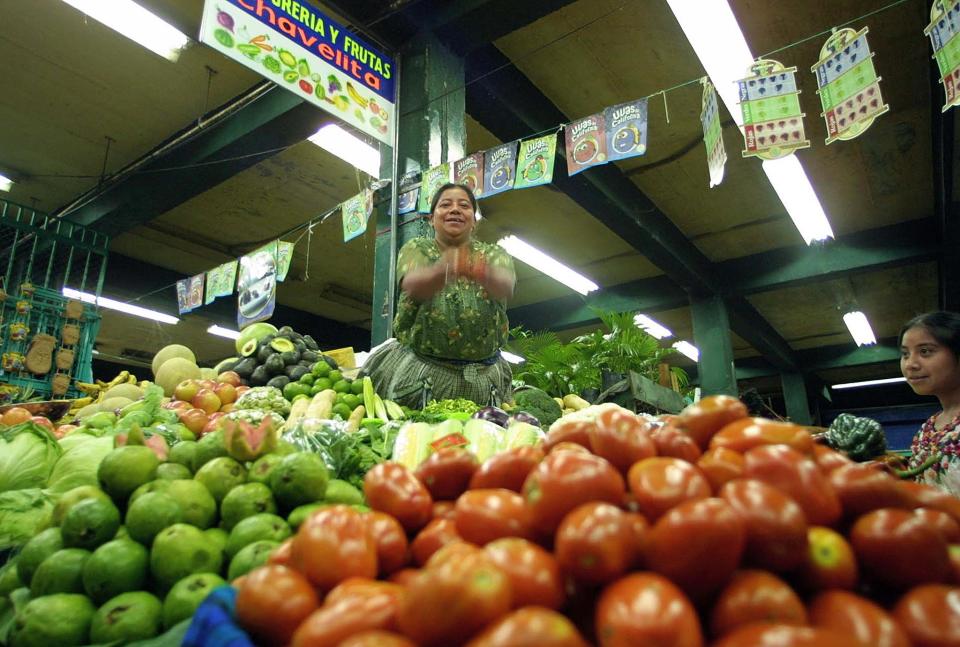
[429,183,478,215]
[899,311,960,356]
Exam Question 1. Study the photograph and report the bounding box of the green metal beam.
[729,337,901,379]
[691,295,737,395]
[781,372,812,425]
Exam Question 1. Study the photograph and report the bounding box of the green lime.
[327,370,342,383]
[17,528,63,586]
[333,380,351,394]
[332,403,352,419]
[61,498,121,551]
[97,446,160,505]
[125,492,183,546]
[344,394,362,410]
[283,382,309,401]
[313,377,332,392]
[225,514,291,559]
[82,538,149,604]
[350,379,365,395]
[311,361,330,377]
[335,392,346,404]
[150,524,223,591]
[292,393,310,404]
[299,373,315,385]
[30,548,90,596]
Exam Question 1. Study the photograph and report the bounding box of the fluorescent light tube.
[501,350,525,364]
[208,325,241,340]
[0,174,13,192]
[634,314,673,339]
[673,340,700,361]
[60,0,190,62]
[843,310,877,346]
[497,235,599,295]
[832,376,906,390]
[309,124,380,177]
[666,0,834,244]
[63,287,179,325]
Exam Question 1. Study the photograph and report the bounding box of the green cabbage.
[0,424,62,493]
[0,488,54,550]
[47,435,114,494]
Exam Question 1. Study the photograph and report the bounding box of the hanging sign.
[396,171,420,215]
[276,241,295,280]
[176,274,205,314]
[603,98,648,162]
[481,142,518,199]
[237,241,277,328]
[700,79,727,187]
[925,0,960,111]
[812,27,888,144]
[737,59,810,160]
[565,113,607,177]
[342,189,373,242]
[417,163,452,213]
[205,261,238,305]
[199,0,395,145]
[453,153,485,197]
[513,134,557,190]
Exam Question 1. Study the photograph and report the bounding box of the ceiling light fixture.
[501,350,525,364]
[207,325,241,340]
[673,340,700,361]
[0,174,13,192]
[832,376,906,390]
[63,287,179,325]
[309,124,381,177]
[498,235,599,295]
[60,0,190,62]
[665,0,834,244]
[842,310,877,346]
[634,314,673,339]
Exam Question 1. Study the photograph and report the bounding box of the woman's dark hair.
[899,311,960,356]
[429,182,478,215]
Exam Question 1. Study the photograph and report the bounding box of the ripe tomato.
[543,418,594,452]
[555,502,636,585]
[366,512,410,576]
[851,508,950,590]
[415,448,479,500]
[432,501,456,521]
[588,407,656,474]
[398,552,512,646]
[236,565,319,646]
[325,578,403,606]
[709,570,807,639]
[484,537,565,609]
[808,589,911,647]
[677,394,748,449]
[410,518,462,566]
[712,623,850,647]
[595,573,703,647]
[364,462,433,532]
[646,498,746,601]
[455,488,535,544]
[424,540,483,570]
[625,512,649,566]
[469,446,544,492]
[627,457,711,521]
[464,607,588,647]
[30,416,54,433]
[387,568,420,587]
[829,463,917,519]
[797,525,858,591]
[718,478,808,572]
[291,506,377,592]
[291,587,402,647]
[698,447,745,492]
[915,507,960,543]
[523,451,625,535]
[336,631,416,647]
[812,444,853,474]
[900,481,960,525]
[743,445,842,527]
[710,417,813,455]
[651,425,702,462]
[893,584,960,647]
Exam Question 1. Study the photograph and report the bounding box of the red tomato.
[366,512,410,576]
[812,444,853,474]
[710,417,814,455]
[415,448,479,500]
[469,446,544,492]
[829,463,917,519]
[555,502,636,585]
[267,537,293,566]
[915,507,960,543]
[410,518,461,566]
[900,481,960,525]
[646,497,745,601]
[484,538,565,609]
[424,540,483,570]
[624,512,649,567]
[364,462,433,532]
[30,416,54,433]
[523,451,625,535]
[677,394,749,449]
[236,565,319,647]
[335,631,416,647]
[851,508,950,590]
[455,488,535,544]
[892,584,960,647]
[627,457,711,521]
[292,585,402,647]
[588,407,656,474]
[697,447,745,492]
[325,578,403,606]
[387,568,420,587]
[718,478,808,572]
[464,607,588,647]
[291,506,377,592]
[797,525,858,591]
[808,589,911,647]
[651,425,702,462]
[595,572,703,647]
[709,570,807,639]
[432,501,456,521]
[712,623,850,647]
[743,445,842,527]
[398,552,513,646]
[543,418,593,452]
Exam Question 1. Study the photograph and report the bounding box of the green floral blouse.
[394,237,515,361]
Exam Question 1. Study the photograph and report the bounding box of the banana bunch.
[95,370,137,391]
[68,396,94,414]
[75,370,139,405]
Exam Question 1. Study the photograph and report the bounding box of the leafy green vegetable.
[826,413,888,462]
[422,398,480,416]
[47,435,113,494]
[512,386,562,427]
[0,489,54,550]
[282,421,398,490]
[0,423,62,492]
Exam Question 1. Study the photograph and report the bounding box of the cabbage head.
[0,424,62,492]
[48,434,114,495]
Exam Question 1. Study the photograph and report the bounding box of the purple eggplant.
[217,10,235,32]
[472,406,509,428]
[508,412,541,427]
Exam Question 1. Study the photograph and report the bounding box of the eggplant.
[472,406,510,428]
[508,412,541,427]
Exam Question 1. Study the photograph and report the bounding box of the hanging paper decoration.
[737,59,810,160]
[565,113,607,176]
[603,98,648,162]
[481,142,518,198]
[926,0,960,111]
[237,241,277,329]
[397,171,420,215]
[812,27,888,144]
[513,134,557,190]
[342,189,374,243]
[417,163,452,213]
[700,79,727,187]
[453,153,485,196]
[204,260,238,305]
[176,274,204,314]
[276,241,295,281]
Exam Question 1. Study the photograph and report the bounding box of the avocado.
[280,350,300,366]
[270,338,296,353]
[233,357,257,379]
[249,365,270,386]
[285,365,310,381]
[267,375,290,390]
[293,340,306,353]
[301,350,318,363]
[265,354,286,375]
[302,335,319,351]
[256,344,274,364]
[321,354,339,370]
[240,339,258,357]
[278,326,295,336]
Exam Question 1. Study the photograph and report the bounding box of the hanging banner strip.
[603,98,648,163]
[177,274,204,314]
[738,59,810,160]
[342,189,373,242]
[397,170,421,215]
[237,241,278,328]
[926,0,960,111]
[700,79,727,188]
[205,260,238,305]
[453,153,486,197]
[417,163,452,213]
[565,113,607,177]
[481,141,518,199]
[514,133,557,190]
[276,241,295,280]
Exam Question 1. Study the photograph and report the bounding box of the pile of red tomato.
[233,397,960,646]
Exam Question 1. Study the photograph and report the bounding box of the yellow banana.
[70,396,93,410]
[126,373,138,384]
[346,82,369,108]
[75,382,102,396]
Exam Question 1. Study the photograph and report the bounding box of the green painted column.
[781,371,813,425]
[690,295,737,396]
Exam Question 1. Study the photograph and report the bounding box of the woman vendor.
[900,311,960,494]
[363,183,516,408]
